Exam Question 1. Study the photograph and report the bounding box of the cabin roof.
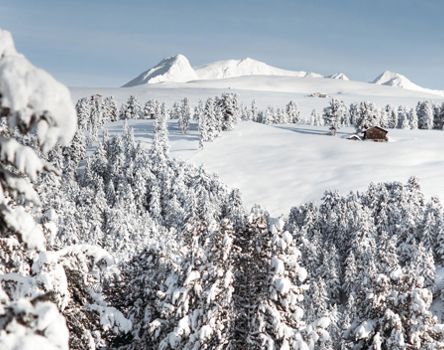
[364,126,388,134]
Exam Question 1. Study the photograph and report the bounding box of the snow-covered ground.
[71,74,444,121]
[107,119,444,216]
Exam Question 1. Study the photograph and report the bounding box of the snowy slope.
[371,70,442,95]
[122,54,198,87]
[105,120,444,216]
[195,57,323,80]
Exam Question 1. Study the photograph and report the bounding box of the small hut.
[363,126,388,142]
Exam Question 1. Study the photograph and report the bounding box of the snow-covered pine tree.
[62,129,86,178]
[379,106,388,128]
[0,28,77,350]
[274,107,286,124]
[192,99,203,122]
[75,97,91,132]
[143,99,157,119]
[433,102,444,129]
[262,106,275,125]
[286,101,300,124]
[178,97,191,134]
[349,103,359,127]
[149,102,170,169]
[170,101,181,120]
[103,95,118,122]
[216,93,239,131]
[237,210,330,349]
[250,100,258,122]
[120,95,142,120]
[385,104,398,129]
[200,98,220,142]
[408,107,418,129]
[355,101,380,133]
[416,101,434,130]
[397,106,409,129]
[323,99,347,136]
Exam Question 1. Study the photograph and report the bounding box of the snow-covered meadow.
[106,119,444,215]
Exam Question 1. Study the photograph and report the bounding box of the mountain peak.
[122,54,198,87]
[328,72,349,80]
[372,71,405,85]
[371,70,424,91]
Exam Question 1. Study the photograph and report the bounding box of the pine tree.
[120,95,142,120]
[193,99,204,121]
[178,97,191,134]
[250,100,258,122]
[416,101,434,130]
[0,29,78,349]
[397,106,409,129]
[63,129,86,178]
[386,104,398,129]
[263,106,275,125]
[420,197,443,259]
[75,97,91,132]
[355,101,380,133]
[408,107,418,129]
[143,99,158,119]
[433,102,444,129]
[323,99,347,136]
[349,103,359,127]
[170,101,181,120]
[103,95,118,122]
[149,102,170,167]
[286,101,300,124]
[216,93,239,131]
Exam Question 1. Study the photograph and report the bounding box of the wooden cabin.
[363,126,388,142]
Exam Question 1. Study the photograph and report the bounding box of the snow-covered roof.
[364,126,388,134]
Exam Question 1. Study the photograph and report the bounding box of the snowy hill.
[371,70,442,95]
[327,72,349,80]
[122,54,198,87]
[195,57,323,80]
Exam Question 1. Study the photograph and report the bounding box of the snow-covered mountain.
[123,55,324,87]
[121,55,442,96]
[327,72,349,80]
[194,57,322,80]
[371,70,433,93]
[123,54,198,87]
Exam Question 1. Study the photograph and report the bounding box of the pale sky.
[1,0,443,89]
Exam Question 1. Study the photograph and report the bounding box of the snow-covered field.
[71,74,444,117]
[107,119,444,216]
